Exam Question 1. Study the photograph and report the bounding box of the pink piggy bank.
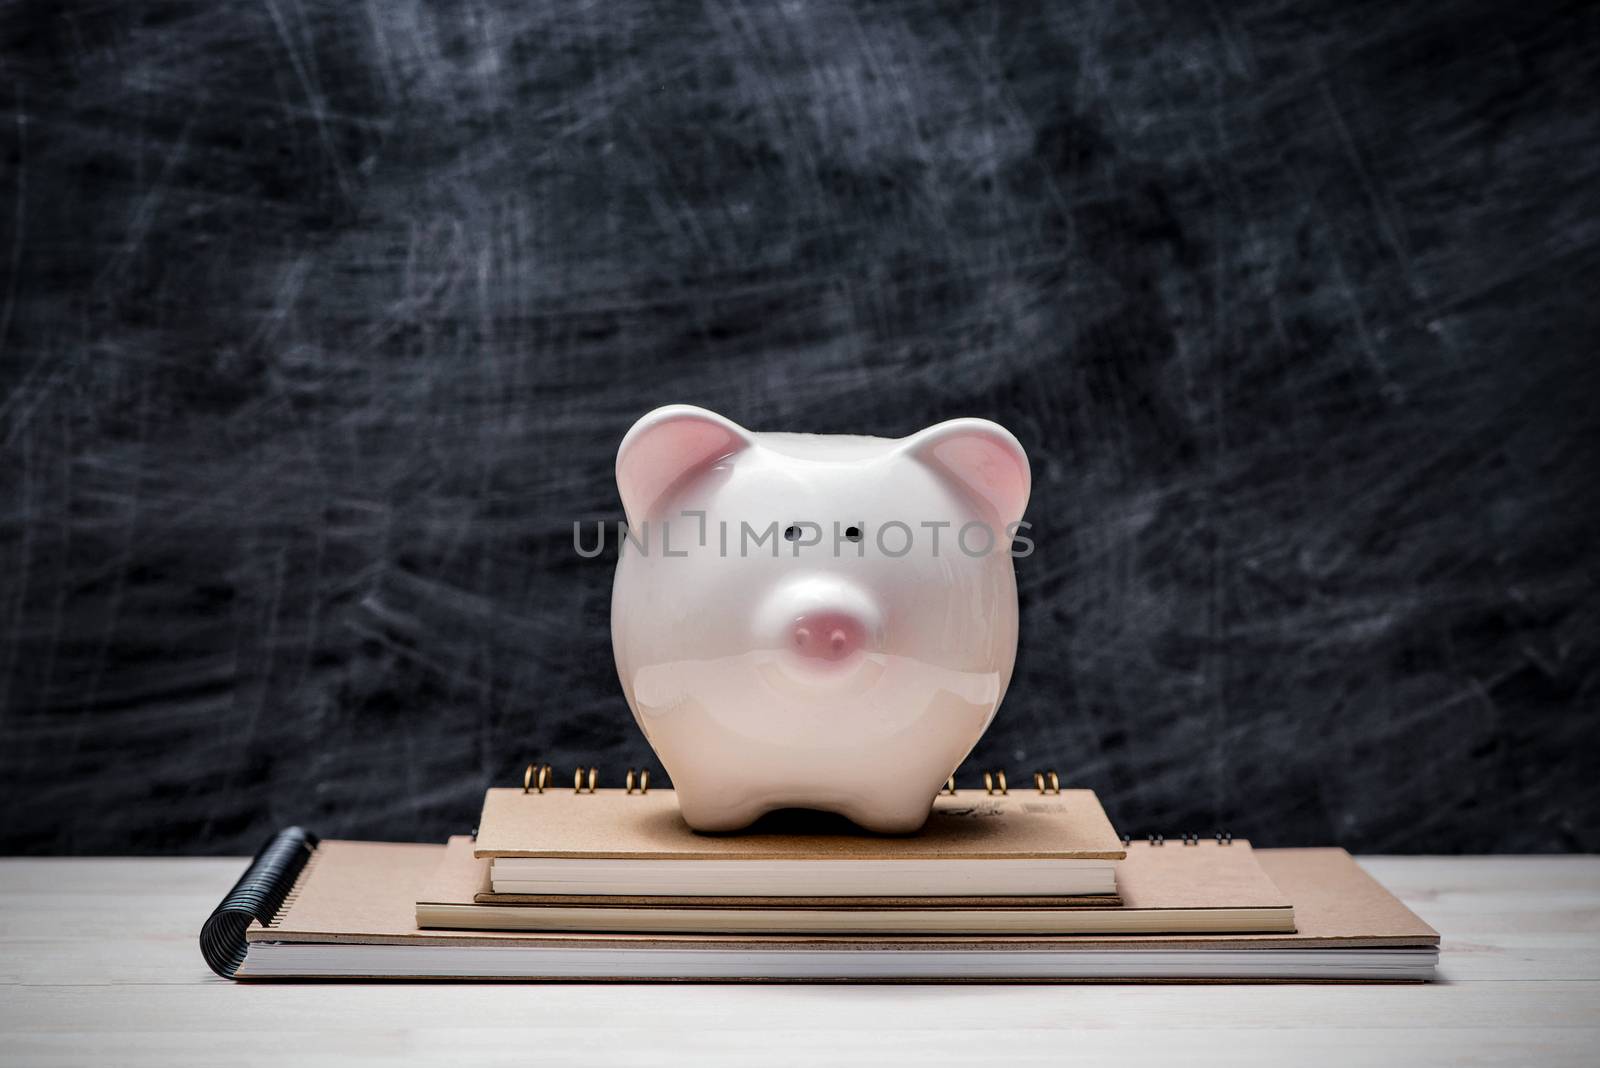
[611,405,1031,833]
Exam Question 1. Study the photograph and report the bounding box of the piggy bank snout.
[789,609,869,662]
[759,578,881,667]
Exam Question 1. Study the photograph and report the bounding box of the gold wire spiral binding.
[525,763,1092,801]
[1123,832,1236,847]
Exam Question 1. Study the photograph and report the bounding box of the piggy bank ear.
[900,418,1031,530]
[616,405,753,528]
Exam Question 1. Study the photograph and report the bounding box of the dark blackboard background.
[2,1,1596,855]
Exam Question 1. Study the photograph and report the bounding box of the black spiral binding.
[199,826,320,978]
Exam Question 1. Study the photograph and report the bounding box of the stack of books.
[203,772,1439,982]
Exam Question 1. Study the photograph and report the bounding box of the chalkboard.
[2,1,1595,853]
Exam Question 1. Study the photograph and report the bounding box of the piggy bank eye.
[783,525,802,542]
[844,526,862,542]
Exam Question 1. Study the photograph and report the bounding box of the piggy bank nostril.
[789,612,866,662]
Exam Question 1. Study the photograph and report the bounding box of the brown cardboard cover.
[475,849,1117,907]
[254,840,1435,951]
[472,787,1125,861]
[438,836,1284,911]
[420,836,1293,933]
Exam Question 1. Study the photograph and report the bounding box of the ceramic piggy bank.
[611,405,1031,833]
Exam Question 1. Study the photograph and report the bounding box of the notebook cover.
[420,835,1293,932]
[477,842,1118,908]
[444,836,1283,911]
[250,840,1436,952]
[473,787,1126,862]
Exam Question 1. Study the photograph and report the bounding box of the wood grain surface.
[0,855,1596,1065]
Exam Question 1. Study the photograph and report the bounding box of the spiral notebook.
[473,783,1125,899]
[203,832,1439,981]
[419,835,1296,934]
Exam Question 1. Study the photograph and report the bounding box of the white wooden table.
[1,856,1596,1066]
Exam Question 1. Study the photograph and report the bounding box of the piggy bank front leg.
[671,778,778,834]
[833,780,944,835]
